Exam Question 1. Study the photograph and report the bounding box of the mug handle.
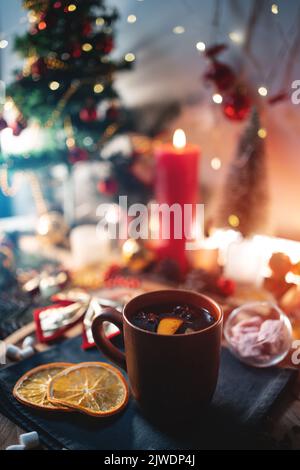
[92,308,127,371]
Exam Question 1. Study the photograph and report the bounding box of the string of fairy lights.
[0,0,292,182]
[0,0,284,85]
[0,2,138,63]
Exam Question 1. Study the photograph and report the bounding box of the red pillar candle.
[154,129,200,274]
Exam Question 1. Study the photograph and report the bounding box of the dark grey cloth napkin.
[0,336,294,450]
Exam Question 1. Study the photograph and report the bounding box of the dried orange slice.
[157,318,183,335]
[47,362,129,418]
[13,363,72,411]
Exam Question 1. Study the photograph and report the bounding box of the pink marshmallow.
[229,316,289,362]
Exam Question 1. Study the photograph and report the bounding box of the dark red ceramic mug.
[92,289,223,421]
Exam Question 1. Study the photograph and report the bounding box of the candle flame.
[173,129,186,149]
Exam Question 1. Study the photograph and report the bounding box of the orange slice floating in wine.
[157,318,183,335]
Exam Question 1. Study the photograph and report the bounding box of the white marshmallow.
[22,336,35,349]
[6,445,25,451]
[19,432,40,450]
[6,345,22,361]
[19,346,35,360]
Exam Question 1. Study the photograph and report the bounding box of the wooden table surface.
[1,289,300,450]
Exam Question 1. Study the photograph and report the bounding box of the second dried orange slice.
[47,362,129,417]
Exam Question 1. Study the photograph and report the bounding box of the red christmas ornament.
[98,178,118,195]
[106,104,119,121]
[217,277,236,297]
[30,26,38,35]
[31,58,47,76]
[71,43,82,58]
[39,10,56,29]
[204,61,235,92]
[11,123,24,137]
[97,36,114,54]
[38,20,47,31]
[68,147,89,164]
[0,116,8,131]
[11,116,27,136]
[79,107,97,122]
[53,1,62,8]
[83,21,92,36]
[222,89,252,121]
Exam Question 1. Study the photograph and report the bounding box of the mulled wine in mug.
[92,290,223,420]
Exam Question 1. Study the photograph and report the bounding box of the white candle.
[70,225,111,269]
[224,239,266,285]
[188,238,219,272]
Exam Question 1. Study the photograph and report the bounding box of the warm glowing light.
[28,11,38,23]
[0,39,8,49]
[38,21,47,30]
[122,239,139,257]
[68,4,77,12]
[94,83,104,94]
[96,17,105,26]
[196,41,206,51]
[127,14,137,23]
[258,128,267,139]
[173,129,186,149]
[228,214,240,228]
[211,157,222,170]
[4,99,14,111]
[258,86,268,97]
[173,25,185,34]
[66,137,75,148]
[271,3,279,14]
[229,31,244,44]
[212,93,223,104]
[82,43,93,52]
[125,52,136,62]
[49,81,60,91]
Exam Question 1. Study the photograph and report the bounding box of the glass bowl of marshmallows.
[224,301,292,368]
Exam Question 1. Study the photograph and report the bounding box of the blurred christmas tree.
[217,109,269,237]
[0,0,131,169]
